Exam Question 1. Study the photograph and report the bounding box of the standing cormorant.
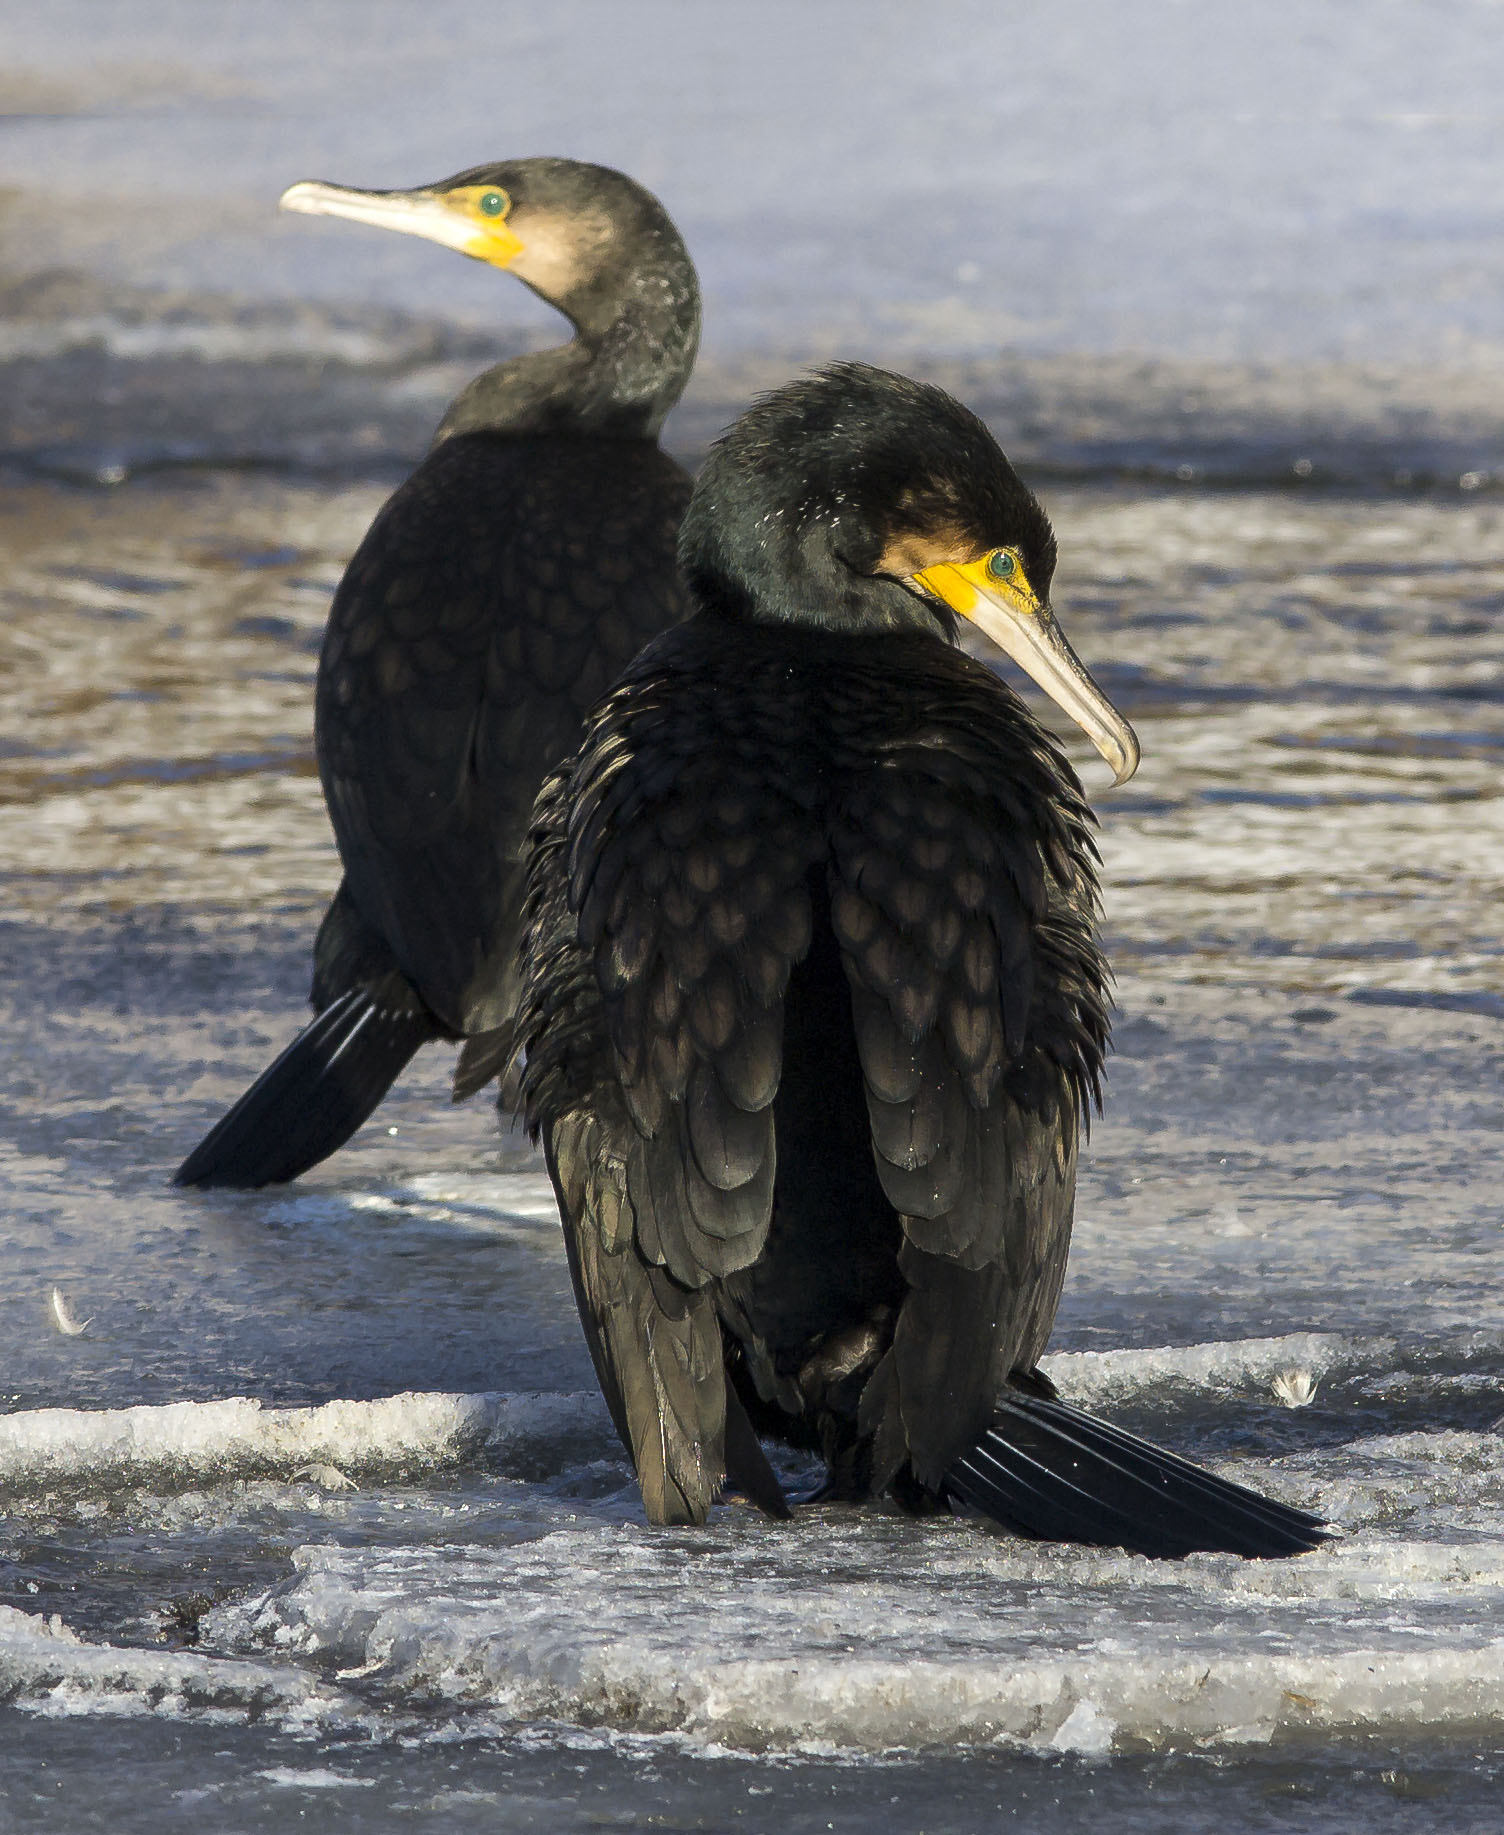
[176,159,699,1188]
[517,364,1331,1558]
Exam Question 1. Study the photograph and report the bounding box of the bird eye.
[478,189,508,218]
[986,549,1017,581]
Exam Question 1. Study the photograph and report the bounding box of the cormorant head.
[680,363,1139,784]
[279,157,699,351]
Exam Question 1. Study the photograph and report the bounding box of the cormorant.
[176,158,699,1188]
[517,363,1332,1558]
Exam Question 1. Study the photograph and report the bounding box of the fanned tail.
[173,978,439,1189]
[945,1391,1334,1560]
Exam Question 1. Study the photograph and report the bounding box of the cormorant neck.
[435,245,700,444]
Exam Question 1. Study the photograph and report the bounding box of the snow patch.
[0,1604,335,1724]
[0,1390,606,1496]
[256,1767,376,1790]
[210,1510,1504,1754]
[1044,1333,1388,1404]
[1049,1698,1116,1756]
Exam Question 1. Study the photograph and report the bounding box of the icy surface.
[0,1602,335,1723]
[2,5,1503,1824]
[3,0,1504,371]
[209,1505,1504,1753]
[2,5,1504,490]
[2,469,1503,1826]
[0,1388,602,1495]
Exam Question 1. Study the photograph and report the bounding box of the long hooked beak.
[279,180,525,267]
[911,555,1140,785]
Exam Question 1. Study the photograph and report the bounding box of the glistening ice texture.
[2,6,1503,1821]
[2,475,1502,1824]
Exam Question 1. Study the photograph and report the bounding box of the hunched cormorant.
[176,159,699,1188]
[517,363,1332,1559]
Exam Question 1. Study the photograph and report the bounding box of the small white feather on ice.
[1271,1367,1317,1408]
[48,1288,92,1336]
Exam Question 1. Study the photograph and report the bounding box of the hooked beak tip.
[278,182,322,216]
[1106,725,1141,787]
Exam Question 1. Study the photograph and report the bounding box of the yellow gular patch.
[912,549,1042,620]
[443,187,526,266]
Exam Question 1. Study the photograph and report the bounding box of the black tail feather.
[173,980,439,1189]
[723,1381,793,1520]
[946,1391,1333,1560]
[452,1022,517,1103]
[1011,1396,1332,1548]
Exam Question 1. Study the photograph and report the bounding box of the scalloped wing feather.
[317,435,690,1035]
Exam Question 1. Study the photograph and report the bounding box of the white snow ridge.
[0,1604,338,1724]
[208,1491,1504,1755]
[0,1390,604,1495]
[8,1340,1504,1754]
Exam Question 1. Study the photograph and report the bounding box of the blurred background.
[4,0,1504,482]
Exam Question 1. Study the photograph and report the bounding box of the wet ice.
[2,480,1502,1794]
[2,4,1504,1826]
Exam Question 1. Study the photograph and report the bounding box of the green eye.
[986,549,1017,581]
[478,189,508,218]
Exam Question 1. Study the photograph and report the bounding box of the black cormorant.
[516,363,1332,1558]
[176,158,699,1188]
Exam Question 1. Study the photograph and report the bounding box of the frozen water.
[2,3,1503,1827]
[0,1387,603,1495]
[201,1440,1504,1754]
[0,1602,335,1723]
[3,470,1502,1826]
[3,4,1504,490]
[3,0,1504,371]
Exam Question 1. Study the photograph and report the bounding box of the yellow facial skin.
[915,547,1044,619]
[913,548,1141,786]
[279,180,526,269]
[440,186,527,265]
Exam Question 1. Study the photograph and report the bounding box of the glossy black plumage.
[176,159,698,1188]
[518,364,1332,1557]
